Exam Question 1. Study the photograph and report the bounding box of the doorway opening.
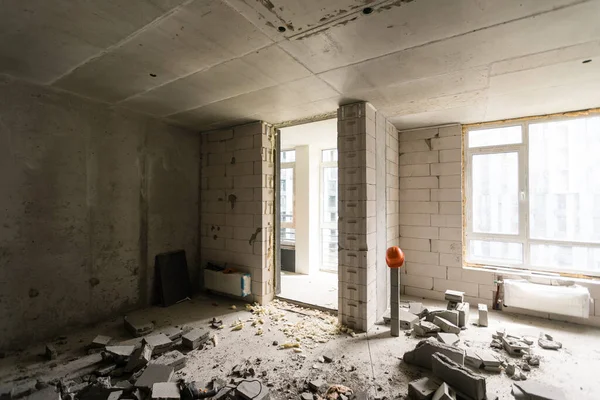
[276,119,338,310]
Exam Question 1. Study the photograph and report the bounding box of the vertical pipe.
[390,267,400,337]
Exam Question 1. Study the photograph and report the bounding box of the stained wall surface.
[0,76,200,349]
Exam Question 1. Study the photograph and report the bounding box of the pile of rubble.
[400,290,566,400]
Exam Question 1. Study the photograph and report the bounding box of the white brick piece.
[342,150,376,169]
[338,117,372,136]
[338,134,375,153]
[440,202,462,215]
[440,149,461,163]
[340,232,377,251]
[340,250,376,269]
[400,151,439,165]
[439,175,461,189]
[339,167,376,185]
[339,184,376,201]
[403,249,439,265]
[400,176,439,189]
[439,227,462,241]
[399,213,431,226]
[402,274,434,290]
[399,140,431,153]
[431,215,461,228]
[431,189,461,202]
[438,125,462,137]
[405,262,446,279]
[399,189,430,202]
[340,265,376,285]
[340,217,377,234]
[400,164,430,177]
[430,163,461,176]
[400,201,439,214]
[400,128,439,142]
[400,226,439,239]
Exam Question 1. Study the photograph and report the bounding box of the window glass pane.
[322,167,338,223]
[281,150,295,163]
[530,243,600,273]
[280,167,294,224]
[469,240,523,264]
[281,228,295,243]
[529,117,600,243]
[469,126,522,148]
[472,152,519,234]
[322,149,338,163]
[321,228,338,272]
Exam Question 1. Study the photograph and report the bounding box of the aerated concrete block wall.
[398,124,600,327]
[338,102,397,332]
[199,122,276,305]
[0,76,200,350]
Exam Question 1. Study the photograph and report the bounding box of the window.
[280,150,296,245]
[321,149,338,272]
[465,116,600,276]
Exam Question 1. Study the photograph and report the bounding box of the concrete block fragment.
[182,328,210,350]
[477,351,500,368]
[143,334,173,356]
[477,304,488,327]
[456,303,470,328]
[408,377,441,400]
[124,316,154,337]
[135,364,174,390]
[501,336,529,356]
[431,353,486,400]
[309,378,327,392]
[432,382,456,400]
[91,335,111,348]
[436,332,459,346]
[150,350,187,371]
[409,302,426,316]
[433,316,461,334]
[45,344,57,360]
[151,382,180,399]
[403,338,465,370]
[24,386,61,399]
[159,327,183,341]
[125,344,152,373]
[464,349,483,369]
[426,310,459,326]
[105,345,135,357]
[107,391,123,400]
[413,321,441,337]
[399,309,420,329]
[445,290,464,303]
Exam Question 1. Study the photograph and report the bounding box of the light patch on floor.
[280,270,338,310]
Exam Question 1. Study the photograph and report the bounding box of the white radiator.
[504,279,590,318]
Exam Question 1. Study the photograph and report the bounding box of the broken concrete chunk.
[538,333,562,350]
[477,304,488,327]
[413,321,441,337]
[182,328,209,350]
[431,353,487,400]
[447,301,458,311]
[426,310,459,326]
[91,335,111,348]
[513,381,566,400]
[505,362,516,376]
[107,390,123,400]
[502,336,529,356]
[309,378,327,392]
[323,354,334,363]
[105,345,135,358]
[125,344,152,373]
[464,349,483,369]
[135,364,174,390]
[437,332,460,346]
[432,382,457,400]
[150,350,187,371]
[409,302,428,318]
[143,334,173,356]
[433,316,461,334]
[445,290,464,303]
[95,363,117,377]
[45,344,58,360]
[124,316,154,338]
[523,354,540,366]
[301,393,314,400]
[477,351,500,368]
[490,339,502,349]
[399,309,419,329]
[151,382,179,399]
[403,338,465,370]
[236,380,269,400]
[160,327,183,341]
[408,377,441,400]
[456,303,470,328]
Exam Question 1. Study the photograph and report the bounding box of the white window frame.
[280,149,296,247]
[320,149,338,272]
[464,114,600,278]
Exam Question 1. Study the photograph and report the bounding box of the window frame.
[320,148,338,272]
[464,113,600,278]
[280,149,296,247]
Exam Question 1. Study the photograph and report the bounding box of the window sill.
[464,264,600,286]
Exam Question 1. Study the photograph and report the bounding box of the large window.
[280,150,296,245]
[321,149,338,272]
[465,115,600,276]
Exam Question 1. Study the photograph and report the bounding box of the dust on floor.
[1,295,599,399]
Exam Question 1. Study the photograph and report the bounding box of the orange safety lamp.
[386,246,405,269]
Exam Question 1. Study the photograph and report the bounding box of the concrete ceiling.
[2,0,600,131]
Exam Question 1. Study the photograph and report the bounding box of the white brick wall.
[200,121,275,305]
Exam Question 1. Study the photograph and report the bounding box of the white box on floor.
[204,269,251,297]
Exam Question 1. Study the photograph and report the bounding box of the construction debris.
[431,353,486,400]
[408,377,441,400]
[512,381,566,400]
[124,316,154,337]
[477,304,488,327]
[106,345,135,358]
[91,335,111,348]
[426,310,459,326]
[437,332,460,346]
[501,336,529,356]
[445,290,464,303]
[135,364,174,390]
[433,316,461,334]
[409,302,429,318]
[464,349,483,369]
[182,328,210,350]
[432,382,457,400]
[150,350,187,371]
[151,382,180,399]
[143,334,173,356]
[125,344,152,373]
[414,321,441,337]
[45,344,58,360]
[403,338,465,369]
[538,333,562,350]
[456,303,470,328]
[399,309,419,329]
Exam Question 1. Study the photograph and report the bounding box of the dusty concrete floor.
[1,294,599,399]
[280,270,338,310]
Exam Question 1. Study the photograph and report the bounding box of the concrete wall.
[0,75,200,350]
[398,124,600,327]
[199,122,276,305]
[338,102,398,331]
